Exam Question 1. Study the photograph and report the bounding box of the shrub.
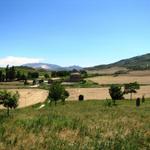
[39,79,44,84]
[32,79,36,85]
[0,90,19,116]
[136,98,140,107]
[142,95,145,103]
[81,80,86,84]
[103,99,112,107]
[24,79,29,85]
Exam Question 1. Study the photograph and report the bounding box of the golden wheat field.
[87,75,150,85]
[67,86,150,100]
[0,84,149,108]
[0,89,49,108]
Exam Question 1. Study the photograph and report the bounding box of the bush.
[0,90,19,116]
[79,95,84,101]
[103,99,112,107]
[136,98,140,107]
[24,79,29,85]
[32,79,36,85]
[39,79,44,84]
[142,95,145,103]
[81,80,86,84]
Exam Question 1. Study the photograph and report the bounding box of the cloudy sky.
[0,0,150,67]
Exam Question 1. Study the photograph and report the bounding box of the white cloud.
[0,56,43,67]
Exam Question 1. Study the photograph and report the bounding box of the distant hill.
[87,53,150,71]
[22,63,82,71]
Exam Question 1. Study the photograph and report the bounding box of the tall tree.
[109,84,124,104]
[48,83,69,105]
[5,65,9,82]
[124,82,140,100]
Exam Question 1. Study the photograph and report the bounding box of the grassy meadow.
[0,100,149,150]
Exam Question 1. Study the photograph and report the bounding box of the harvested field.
[67,86,150,100]
[0,89,48,108]
[87,67,128,75]
[1,85,149,108]
[128,70,150,76]
[87,75,150,85]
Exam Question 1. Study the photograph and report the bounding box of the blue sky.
[0,0,150,67]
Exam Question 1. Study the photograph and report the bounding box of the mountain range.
[22,53,150,71]
[87,53,150,71]
[22,63,82,71]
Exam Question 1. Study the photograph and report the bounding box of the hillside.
[87,53,150,71]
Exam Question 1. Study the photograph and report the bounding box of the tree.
[16,71,21,80]
[5,65,9,82]
[9,66,16,81]
[48,83,69,105]
[0,90,19,116]
[20,74,27,80]
[4,66,16,81]
[62,90,69,104]
[0,70,4,82]
[109,84,124,104]
[28,72,39,79]
[44,73,50,79]
[124,82,140,100]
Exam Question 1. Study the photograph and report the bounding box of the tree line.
[0,65,40,82]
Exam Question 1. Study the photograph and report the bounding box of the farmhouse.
[69,72,82,82]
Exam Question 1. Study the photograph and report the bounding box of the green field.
[0,100,149,150]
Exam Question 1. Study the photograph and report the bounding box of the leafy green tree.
[5,65,9,81]
[109,84,124,104]
[44,73,50,79]
[62,90,69,104]
[20,74,27,80]
[124,82,140,100]
[4,65,16,81]
[0,70,4,82]
[28,72,39,79]
[16,71,21,80]
[0,90,19,116]
[48,83,69,105]
[9,66,16,81]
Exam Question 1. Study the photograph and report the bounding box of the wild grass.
[0,100,149,150]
